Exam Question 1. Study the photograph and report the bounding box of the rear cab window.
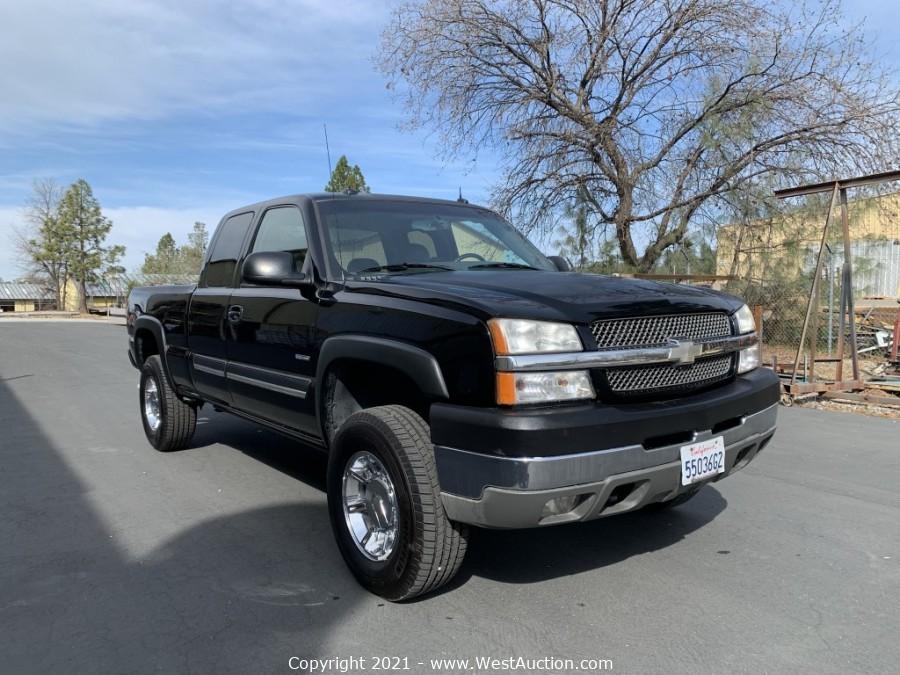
[203,212,254,287]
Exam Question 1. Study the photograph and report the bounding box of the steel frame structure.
[773,169,900,396]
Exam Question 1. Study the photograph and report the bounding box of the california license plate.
[680,436,726,486]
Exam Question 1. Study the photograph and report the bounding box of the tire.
[649,485,702,511]
[326,405,468,601]
[139,355,197,452]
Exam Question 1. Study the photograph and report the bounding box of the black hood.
[344,270,743,324]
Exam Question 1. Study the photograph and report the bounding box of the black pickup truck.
[127,192,778,600]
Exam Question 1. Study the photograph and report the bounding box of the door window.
[250,206,308,272]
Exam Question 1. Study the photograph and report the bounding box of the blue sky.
[0,0,897,279]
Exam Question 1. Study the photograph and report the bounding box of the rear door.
[187,211,254,403]
[226,205,319,436]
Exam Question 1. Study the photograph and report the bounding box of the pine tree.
[182,222,209,273]
[57,179,124,313]
[141,233,179,274]
[324,156,370,193]
[141,223,209,275]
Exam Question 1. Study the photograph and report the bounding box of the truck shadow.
[2,360,732,674]
[0,377,361,673]
[451,487,727,589]
[192,409,728,593]
[191,408,328,489]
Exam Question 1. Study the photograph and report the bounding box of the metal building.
[0,282,55,312]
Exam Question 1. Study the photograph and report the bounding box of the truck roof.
[221,192,494,221]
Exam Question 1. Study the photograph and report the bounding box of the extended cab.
[127,193,778,600]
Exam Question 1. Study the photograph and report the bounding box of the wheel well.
[135,328,159,364]
[322,359,431,445]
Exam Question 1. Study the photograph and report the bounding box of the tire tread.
[330,405,467,600]
[141,355,197,452]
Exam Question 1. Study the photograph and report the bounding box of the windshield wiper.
[356,262,454,274]
[468,262,539,270]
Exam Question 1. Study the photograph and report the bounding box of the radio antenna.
[323,123,333,184]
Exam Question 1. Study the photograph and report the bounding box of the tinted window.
[451,221,520,262]
[407,230,437,258]
[316,200,555,276]
[331,227,388,271]
[250,206,308,272]
[205,212,253,287]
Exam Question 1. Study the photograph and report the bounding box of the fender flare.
[132,315,175,385]
[314,335,450,435]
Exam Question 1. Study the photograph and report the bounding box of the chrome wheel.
[143,377,161,432]
[342,451,399,561]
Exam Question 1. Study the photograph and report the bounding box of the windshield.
[315,199,556,277]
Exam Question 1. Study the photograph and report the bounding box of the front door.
[226,205,319,436]
[187,210,254,404]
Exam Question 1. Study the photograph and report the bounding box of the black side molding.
[227,360,312,399]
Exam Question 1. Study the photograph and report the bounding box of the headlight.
[496,370,595,405]
[738,342,761,374]
[734,304,756,334]
[488,318,583,354]
[733,305,759,373]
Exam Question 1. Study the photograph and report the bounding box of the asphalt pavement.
[1,322,898,674]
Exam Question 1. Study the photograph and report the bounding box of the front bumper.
[432,368,779,528]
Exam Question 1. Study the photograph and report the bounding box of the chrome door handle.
[226,305,243,323]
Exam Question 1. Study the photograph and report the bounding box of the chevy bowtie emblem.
[668,339,704,367]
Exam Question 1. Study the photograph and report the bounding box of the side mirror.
[242,251,312,288]
[548,255,573,272]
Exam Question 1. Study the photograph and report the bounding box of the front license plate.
[680,436,726,486]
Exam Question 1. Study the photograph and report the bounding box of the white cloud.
[0,206,31,279]
[0,203,230,279]
[0,0,386,133]
[0,0,506,281]
[104,205,227,270]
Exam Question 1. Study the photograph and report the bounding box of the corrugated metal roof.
[0,274,199,301]
[85,273,198,297]
[0,282,55,301]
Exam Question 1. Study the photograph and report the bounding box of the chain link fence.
[717,193,900,379]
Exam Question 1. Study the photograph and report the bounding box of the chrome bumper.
[436,403,777,529]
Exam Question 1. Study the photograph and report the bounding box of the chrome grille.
[591,313,731,350]
[606,355,733,394]
[591,312,735,397]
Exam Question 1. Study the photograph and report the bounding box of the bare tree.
[13,178,68,308]
[379,0,900,271]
